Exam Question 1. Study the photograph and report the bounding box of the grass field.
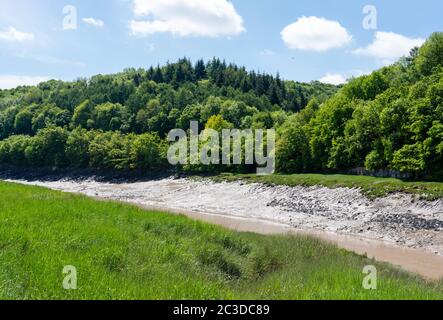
[0,181,442,300]
[211,173,443,200]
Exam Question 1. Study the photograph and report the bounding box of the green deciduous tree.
[130,133,167,170]
[415,32,443,76]
[276,116,310,173]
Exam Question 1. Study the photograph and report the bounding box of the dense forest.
[1,32,442,179]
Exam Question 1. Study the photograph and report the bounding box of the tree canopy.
[1,33,443,179]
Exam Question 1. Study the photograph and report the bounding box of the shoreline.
[3,175,443,280]
[127,202,443,280]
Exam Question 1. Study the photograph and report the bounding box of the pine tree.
[195,59,206,80]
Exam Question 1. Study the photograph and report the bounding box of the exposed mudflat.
[3,176,443,279]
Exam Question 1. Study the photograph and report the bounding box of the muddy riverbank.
[2,175,443,279]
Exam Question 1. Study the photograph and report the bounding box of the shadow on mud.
[0,165,177,184]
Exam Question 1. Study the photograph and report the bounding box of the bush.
[88,131,133,170]
[0,135,31,166]
[14,109,33,135]
[365,150,384,171]
[65,128,95,168]
[392,143,426,175]
[72,99,94,129]
[92,102,131,132]
[276,116,310,173]
[130,133,168,170]
[25,127,69,167]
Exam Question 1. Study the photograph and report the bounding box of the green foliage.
[425,122,443,159]
[130,133,167,170]
[13,109,33,135]
[92,102,131,132]
[72,99,94,129]
[0,107,18,139]
[32,104,71,133]
[0,135,30,166]
[308,93,356,170]
[177,103,202,131]
[365,150,384,171]
[297,98,320,125]
[415,32,443,76]
[220,100,257,128]
[200,96,222,124]
[205,115,234,131]
[276,116,310,173]
[392,143,426,174]
[1,40,443,179]
[25,127,69,167]
[343,71,389,100]
[251,112,274,130]
[65,128,95,168]
[285,35,443,178]
[88,132,133,170]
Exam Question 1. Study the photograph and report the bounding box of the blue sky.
[0,0,441,89]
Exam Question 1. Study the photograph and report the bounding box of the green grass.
[0,181,442,300]
[210,173,443,200]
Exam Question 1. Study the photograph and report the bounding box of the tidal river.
[5,176,443,280]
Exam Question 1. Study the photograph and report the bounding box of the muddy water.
[6,177,443,280]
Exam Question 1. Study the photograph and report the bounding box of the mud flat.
[4,177,443,279]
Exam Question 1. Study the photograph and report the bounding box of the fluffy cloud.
[281,16,352,51]
[319,70,371,85]
[129,0,245,37]
[0,75,51,89]
[353,31,425,64]
[319,73,347,85]
[0,27,34,42]
[260,49,276,56]
[83,18,105,28]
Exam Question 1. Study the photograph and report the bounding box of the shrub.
[365,150,384,171]
[130,133,168,170]
[392,143,426,175]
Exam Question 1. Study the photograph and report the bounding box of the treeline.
[0,57,336,173]
[0,128,168,171]
[1,33,443,179]
[277,32,443,179]
[0,58,336,141]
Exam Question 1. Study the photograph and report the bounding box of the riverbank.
[210,173,443,200]
[2,167,443,200]
[3,174,443,277]
[1,181,442,299]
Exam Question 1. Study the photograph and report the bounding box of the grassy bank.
[211,173,443,200]
[0,181,442,300]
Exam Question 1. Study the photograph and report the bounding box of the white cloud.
[353,31,425,64]
[319,73,348,85]
[319,70,372,85]
[260,49,276,56]
[0,75,51,89]
[83,18,105,28]
[129,0,245,37]
[281,16,352,52]
[349,69,372,78]
[0,26,34,42]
